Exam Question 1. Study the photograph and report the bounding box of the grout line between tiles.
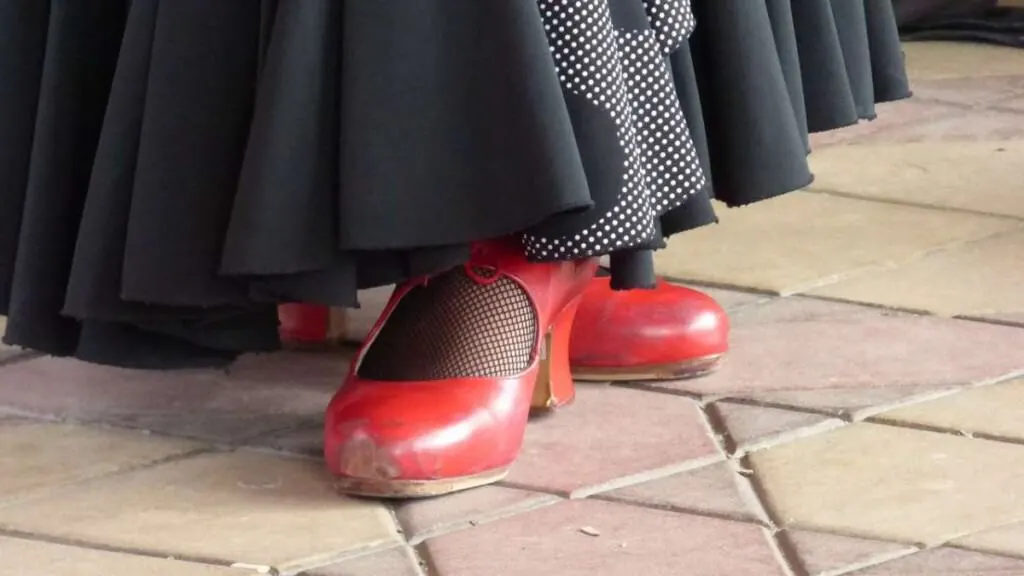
[812,544,920,576]
[590,493,769,528]
[658,275,780,299]
[955,314,1024,329]
[568,453,726,499]
[781,226,1024,299]
[413,541,441,576]
[788,286,1024,329]
[608,380,706,402]
[774,222,1024,299]
[696,401,810,576]
[805,187,1024,224]
[764,527,803,576]
[281,539,405,576]
[864,416,1024,448]
[0,446,215,511]
[403,493,563,546]
[946,541,1024,562]
[0,527,239,571]
[731,419,848,458]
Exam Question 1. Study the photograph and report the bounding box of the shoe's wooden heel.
[531,296,582,413]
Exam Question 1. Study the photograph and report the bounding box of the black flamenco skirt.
[0,0,910,368]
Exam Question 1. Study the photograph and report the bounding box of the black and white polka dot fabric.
[523,0,705,261]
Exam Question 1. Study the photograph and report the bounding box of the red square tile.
[646,298,1024,397]
[424,499,786,576]
[507,385,720,497]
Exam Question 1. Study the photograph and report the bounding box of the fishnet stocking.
[357,267,538,380]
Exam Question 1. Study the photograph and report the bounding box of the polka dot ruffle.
[523,0,705,261]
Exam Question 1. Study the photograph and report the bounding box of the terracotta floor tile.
[713,402,842,453]
[0,421,200,502]
[875,379,1024,441]
[809,141,1024,219]
[604,462,764,524]
[809,100,963,148]
[395,486,559,544]
[784,530,916,576]
[811,229,1024,318]
[904,42,1024,80]
[507,385,719,496]
[0,351,348,443]
[751,423,1024,546]
[423,499,785,576]
[644,298,1024,396]
[652,193,1015,295]
[849,547,1024,575]
[310,547,424,576]
[1000,93,1024,113]
[0,451,399,569]
[0,537,237,576]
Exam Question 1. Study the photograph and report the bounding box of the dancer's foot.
[569,276,728,382]
[323,241,597,498]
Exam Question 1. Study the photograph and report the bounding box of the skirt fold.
[0,0,910,367]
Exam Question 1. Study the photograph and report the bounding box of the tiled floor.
[1,42,1024,575]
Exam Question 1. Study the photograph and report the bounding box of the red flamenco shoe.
[277,303,345,348]
[324,241,597,498]
[569,276,729,382]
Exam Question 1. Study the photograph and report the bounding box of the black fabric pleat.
[0,0,910,367]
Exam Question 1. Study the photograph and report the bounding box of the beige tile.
[784,530,915,576]
[424,499,786,576]
[851,547,1024,575]
[751,423,1024,546]
[653,193,1015,295]
[714,402,841,453]
[0,537,237,576]
[0,451,399,568]
[904,42,1024,80]
[956,521,1024,557]
[875,379,1024,440]
[810,228,1024,316]
[0,421,200,502]
[809,141,1024,218]
[605,462,765,524]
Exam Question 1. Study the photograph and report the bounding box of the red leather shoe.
[278,304,343,348]
[324,241,597,498]
[569,276,729,381]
